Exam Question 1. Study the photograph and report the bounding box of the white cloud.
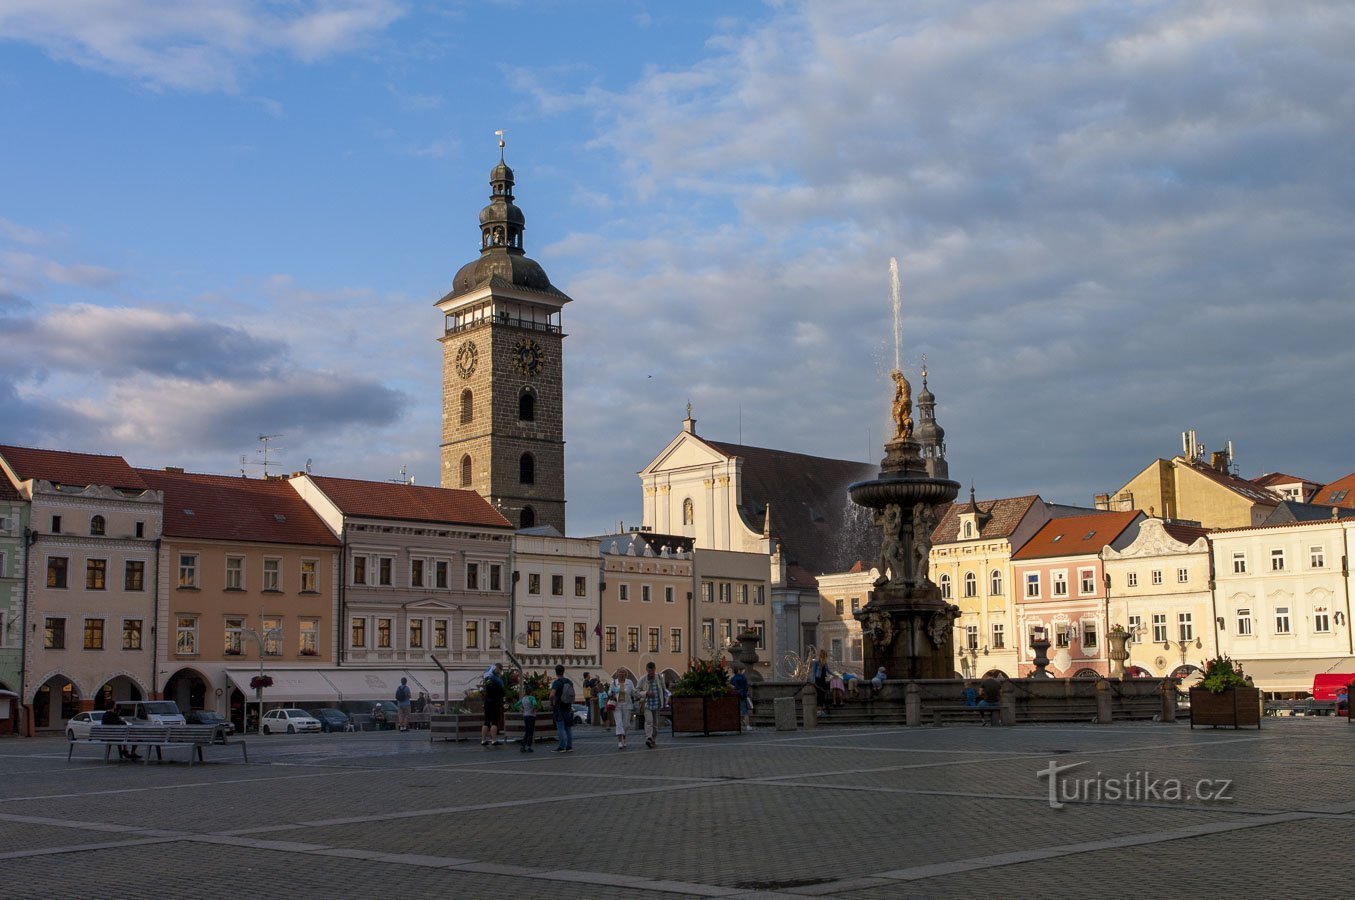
[0,0,406,91]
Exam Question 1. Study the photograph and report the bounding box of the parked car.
[308,708,351,733]
[261,708,322,734]
[66,710,103,740]
[186,710,236,741]
[114,700,186,726]
[572,703,587,725]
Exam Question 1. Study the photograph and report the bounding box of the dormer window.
[89,515,105,536]
[963,521,974,538]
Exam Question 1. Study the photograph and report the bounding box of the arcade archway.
[32,675,79,729]
[92,674,144,710]
[163,668,209,713]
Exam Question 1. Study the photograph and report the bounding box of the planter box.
[430,712,545,742]
[670,695,741,736]
[1189,687,1261,729]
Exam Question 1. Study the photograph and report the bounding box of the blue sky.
[2,1,1353,539]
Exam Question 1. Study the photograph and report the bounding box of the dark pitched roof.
[1012,511,1141,560]
[0,477,20,502]
[702,439,879,576]
[1262,501,1351,525]
[0,445,146,491]
[1214,512,1355,534]
[1178,459,1280,504]
[1312,472,1355,509]
[932,495,1041,544]
[785,563,820,591]
[1161,522,1211,544]
[137,469,339,546]
[306,475,512,529]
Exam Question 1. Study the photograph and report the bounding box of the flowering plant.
[1195,656,1249,694]
[670,657,733,698]
[249,675,274,690]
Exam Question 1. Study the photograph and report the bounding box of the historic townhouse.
[597,531,693,681]
[691,547,773,676]
[0,446,162,731]
[1100,518,1213,680]
[512,532,600,680]
[1210,514,1355,694]
[816,564,875,675]
[1012,511,1143,676]
[0,479,27,732]
[290,473,515,705]
[136,469,340,727]
[929,492,1053,679]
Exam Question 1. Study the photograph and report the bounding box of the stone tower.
[915,360,948,480]
[436,141,570,533]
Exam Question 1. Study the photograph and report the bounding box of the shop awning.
[318,669,446,703]
[1233,657,1355,694]
[225,669,341,704]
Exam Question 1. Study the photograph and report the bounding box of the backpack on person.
[559,679,575,706]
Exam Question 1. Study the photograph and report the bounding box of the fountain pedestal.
[850,423,961,680]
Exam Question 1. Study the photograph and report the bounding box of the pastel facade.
[930,494,1052,679]
[692,548,773,677]
[1210,516,1355,692]
[816,566,875,675]
[1099,451,1278,529]
[1012,511,1143,677]
[1101,518,1213,679]
[513,533,601,681]
[598,532,692,680]
[0,480,27,731]
[0,446,162,730]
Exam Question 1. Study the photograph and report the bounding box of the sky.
[2,0,1353,539]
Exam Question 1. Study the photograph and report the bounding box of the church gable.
[639,433,730,476]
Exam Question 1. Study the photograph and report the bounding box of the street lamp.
[1161,636,1203,694]
[241,613,283,735]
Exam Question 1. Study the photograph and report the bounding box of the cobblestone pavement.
[2,717,1351,898]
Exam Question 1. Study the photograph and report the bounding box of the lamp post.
[241,613,283,735]
[1161,636,1202,698]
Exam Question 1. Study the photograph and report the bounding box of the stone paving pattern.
[1,718,1351,897]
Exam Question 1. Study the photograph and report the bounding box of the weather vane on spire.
[494,129,506,159]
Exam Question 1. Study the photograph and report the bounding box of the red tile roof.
[1212,511,1355,534]
[1312,472,1355,509]
[1011,511,1141,560]
[932,494,1041,544]
[305,475,512,529]
[1161,522,1211,545]
[0,477,20,502]
[1252,472,1315,488]
[0,445,146,491]
[137,469,339,546]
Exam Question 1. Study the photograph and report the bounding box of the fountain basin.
[848,475,960,510]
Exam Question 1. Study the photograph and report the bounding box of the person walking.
[549,664,575,752]
[481,663,506,746]
[395,677,412,732]
[731,668,752,731]
[638,661,669,749]
[610,669,637,749]
[519,691,538,752]
[811,649,831,716]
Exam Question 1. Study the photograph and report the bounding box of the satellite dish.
[305,458,313,474]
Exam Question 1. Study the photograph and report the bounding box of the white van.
[114,700,186,726]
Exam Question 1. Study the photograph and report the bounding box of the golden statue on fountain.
[890,369,913,441]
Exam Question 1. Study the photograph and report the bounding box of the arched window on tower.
[460,389,474,424]
[519,453,535,485]
[682,498,694,526]
[520,506,536,529]
[518,387,535,422]
[460,455,472,487]
[939,573,952,600]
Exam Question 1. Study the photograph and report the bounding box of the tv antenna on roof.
[243,434,284,478]
[389,464,415,486]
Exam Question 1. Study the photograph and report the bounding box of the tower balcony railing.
[445,312,562,336]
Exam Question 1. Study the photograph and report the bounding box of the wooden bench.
[166,724,248,763]
[926,704,997,726]
[69,725,247,765]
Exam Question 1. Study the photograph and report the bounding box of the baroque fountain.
[849,260,962,679]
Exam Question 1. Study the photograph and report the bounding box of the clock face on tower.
[512,338,544,376]
[455,340,478,378]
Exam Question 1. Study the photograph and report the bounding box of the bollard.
[1160,681,1177,723]
[1000,682,1016,726]
[801,694,817,729]
[905,682,921,727]
[1095,679,1112,724]
[774,696,797,731]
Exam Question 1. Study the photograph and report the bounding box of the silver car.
[261,708,322,734]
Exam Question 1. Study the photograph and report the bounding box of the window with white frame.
[701,619,714,649]
[1314,610,1331,633]
[353,556,368,585]
[176,616,198,655]
[1151,569,1163,586]
[1052,571,1068,597]
[964,572,977,598]
[990,570,1003,595]
[300,619,318,655]
[755,585,765,604]
[576,576,588,597]
[225,556,244,590]
[467,562,479,590]
[84,618,105,650]
[376,618,392,648]
[1270,549,1285,571]
[1079,568,1096,595]
[740,584,750,603]
[648,627,660,653]
[465,619,479,649]
[1054,625,1071,648]
[618,583,629,602]
[1236,608,1252,636]
[1232,552,1246,574]
[965,624,979,650]
[752,620,766,650]
[409,618,424,650]
[435,561,448,589]
[1275,607,1291,634]
[378,557,393,586]
[434,619,448,649]
[1025,573,1040,598]
[851,597,861,613]
[574,622,587,650]
[1151,614,1167,643]
[410,558,425,588]
[528,573,540,594]
[1082,622,1097,649]
[1126,572,1138,587]
[1310,546,1325,568]
[670,627,683,653]
[1178,612,1193,641]
[44,617,65,649]
[178,553,198,588]
[665,586,675,603]
[527,620,540,648]
[719,582,731,603]
[488,621,501,648]
[351,617,367,648]
[605,626,618,652]
[702,582,714,602]
[641,584,652,603]
[225,616,244,655]
[122,618,142,650]
[262,558,281,592]
[626,627,639,653]
[1127,614,1143,643]
[992,623,1005,649]
[490,564,502,591]
[85,558,106,590]
[263,617,281,655]
[552,575,564,596]
[300,559,317,593]
[940,574,951,599]
[551,621,564,648]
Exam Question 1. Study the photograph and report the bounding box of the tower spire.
[915,357,947,479]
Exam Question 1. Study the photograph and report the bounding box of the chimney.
[1210,450,1229,473]
[163,466,184,474]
